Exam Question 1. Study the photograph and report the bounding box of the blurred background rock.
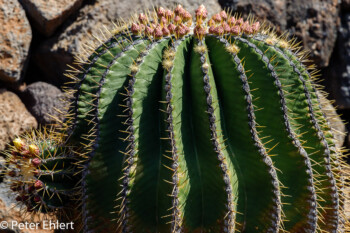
[0,0,349,231]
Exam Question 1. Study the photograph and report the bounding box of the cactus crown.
[4,4,350,233]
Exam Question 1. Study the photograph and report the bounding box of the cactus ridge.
[238,36,318,230]
[263,38,340,230]
[4,4,350,233]
[68,34,125,135]
[253,35,344,231]
[212,36,282,232]
[195,38,237,232]
[162,37,190,232]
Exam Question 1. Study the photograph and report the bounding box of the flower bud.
[231,25,241,35]
[157,7,166,18]
[13,138,25,151]
[138,13,147,24]
[31,158,41,167]
[195,5,208,19]
[220,10,227,20]
[34,180,43,189]
[29,144,40,156]
[212,13,222,23]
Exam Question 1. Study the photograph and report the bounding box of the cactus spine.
[3,4,350,233]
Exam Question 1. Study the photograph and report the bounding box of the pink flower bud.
[220,10,228,20]
[175,25,187,37]
[20,150,31,157]
[194,25,207,38]
[165,9,174,19]
[228,17,236,26]
[231,25,241,35]
[214,26,224,35]
[174,15,182,24]
[174,5,184,15]
[195,5,207,19]
[162,27,170,36]
[145,26,154,36]
[161,16,167,25]
[236,18,243,25]
[252,21,260,32]
[208,19,215,27]
[242,22,253,34]
[168,23,176,33]
[157,7,166,18]
[138,13,147,24]
[34,180,43,189]
[223,22,231,33]
[182,11,192,22]
[209,26,216,34]
[31,158,41,167]
[154,26,163,38]
[212,13,222,23]
[131,23,141,34]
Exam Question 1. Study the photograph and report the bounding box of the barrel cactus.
[3,4,350,233]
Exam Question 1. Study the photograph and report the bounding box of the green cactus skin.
[4,4,350,233]
[5,130,79,215]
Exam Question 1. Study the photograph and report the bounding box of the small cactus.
[3,4,350,233]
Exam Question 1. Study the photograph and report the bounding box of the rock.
[219,0,340,68]
[0,180,55,233]
[0,89,37,150]
[18,0,83,37]
[0,0,32,83]
[342,0,350,11]
[21,82,65,125]
[325,13,350,109]
[34,0,221,87]
[218,0,287,31]
[285,0,339,68]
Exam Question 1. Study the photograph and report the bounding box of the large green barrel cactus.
[4,4,350,233]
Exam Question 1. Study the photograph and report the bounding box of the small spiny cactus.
[3,4,350,233]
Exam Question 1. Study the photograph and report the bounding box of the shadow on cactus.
[3,4,350,233]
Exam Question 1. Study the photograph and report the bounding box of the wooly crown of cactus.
[3,4,350,233]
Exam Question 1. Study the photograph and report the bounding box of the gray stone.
[219,0,340,68]
[219,0,287,31]
[0,89,37,151]
[285,0,340,68]
[21,82,65,125]
[342,0,350,11]
[18,0,83,36]
[326,13,350,109]
[0,0,32,83]
[34,0,222,87]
